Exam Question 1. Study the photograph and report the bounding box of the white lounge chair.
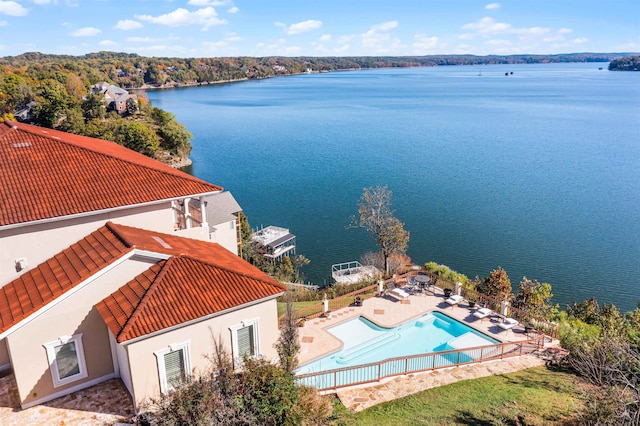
[445,294,464,307]
[498,317,518,331]
[473,307,492,321]
[387,283,410,300]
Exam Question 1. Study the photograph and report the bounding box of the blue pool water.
[298,312,498,374]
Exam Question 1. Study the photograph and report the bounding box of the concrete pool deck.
[298,288,536,366]
[297,287,556,411]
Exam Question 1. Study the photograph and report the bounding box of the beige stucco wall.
[0,202,175,286]
[209,219,239,255]
[5,256,156,408]
[124,298,280,408]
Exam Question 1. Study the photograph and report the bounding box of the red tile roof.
[0,222,286,341]
[0,121,222,227]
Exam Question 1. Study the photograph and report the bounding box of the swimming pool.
[297,311,499,375]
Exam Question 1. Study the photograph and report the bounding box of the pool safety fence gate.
[296,333,544,391]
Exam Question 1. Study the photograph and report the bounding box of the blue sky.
[0,0,638,57]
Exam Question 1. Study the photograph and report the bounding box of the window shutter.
[54,341,80,380]
[164,349,185,386]
[237,325,255,357]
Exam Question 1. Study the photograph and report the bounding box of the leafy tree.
[0,73,34,114]
[512,277,557,320]
[57,107,85,134]
[479,266,512,301]
[238,212,253,261]
[32,78,69,127]
[81,93,106,121]
[158,119,192,156]
[274,293,300,375]
[125,97,138,115]
[355,185,409,276]
[113,121,159,156]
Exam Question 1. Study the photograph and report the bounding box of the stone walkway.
[0,374,135,426]
[336,354,546,412]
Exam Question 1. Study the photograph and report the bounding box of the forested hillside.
[609,55,640,71]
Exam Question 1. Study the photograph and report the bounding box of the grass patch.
[334,366,586,425]
[277,301,321,317]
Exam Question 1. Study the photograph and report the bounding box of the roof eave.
[117,291,286,345]
[0,191,222,231]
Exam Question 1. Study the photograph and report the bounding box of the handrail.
[296,334,544,391]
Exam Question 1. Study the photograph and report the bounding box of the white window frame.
[230,317,260,365]
[154,341,191,394]
[43,333,88,388]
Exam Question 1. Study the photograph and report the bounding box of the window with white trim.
[155,342,191,393]
[43,334,88,388]
[230,318,260,364]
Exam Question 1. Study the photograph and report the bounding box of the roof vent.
[152,236,173,249]
[15,257,28,272]
[12,142,32,148]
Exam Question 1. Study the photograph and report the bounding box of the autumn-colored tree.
[512,277,557,320]
[480,266,512,301]
[355,185,409,276]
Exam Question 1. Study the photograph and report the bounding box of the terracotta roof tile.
[1,222,287,342]
[0,226,132,334]
[0,121,222,227]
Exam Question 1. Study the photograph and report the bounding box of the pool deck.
[297,287,556,412]
[298,288,535,366]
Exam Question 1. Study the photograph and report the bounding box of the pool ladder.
[336,332,401,364]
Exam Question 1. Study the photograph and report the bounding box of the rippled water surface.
[147,63,640,311]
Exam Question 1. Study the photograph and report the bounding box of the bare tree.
[274,292,300,374]
[354,185,409,276]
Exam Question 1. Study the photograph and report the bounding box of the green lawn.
[277,301,321,317]
[332,366,585,425]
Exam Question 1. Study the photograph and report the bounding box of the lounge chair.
[387,283,410,300]
[473,307,492,321]
[445,294,464,307]
[498,317,518,331]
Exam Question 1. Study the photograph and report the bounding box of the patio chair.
[445,294,464,307]
[498,317,518,332]
[387,283,410,300]
[473,307,492,321]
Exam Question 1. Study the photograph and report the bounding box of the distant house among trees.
[91,82,138,115]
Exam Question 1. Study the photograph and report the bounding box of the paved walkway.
[0,374,135,426]
[336,354,546,412]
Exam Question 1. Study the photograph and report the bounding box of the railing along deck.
[297,334,544,391]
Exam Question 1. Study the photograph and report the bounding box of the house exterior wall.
[124,298,280,408]
[0,338,9,370]
[209,219,239,255]
[5,257,156,408]
[0,202,175,285]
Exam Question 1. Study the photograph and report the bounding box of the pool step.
[336,332,401,364]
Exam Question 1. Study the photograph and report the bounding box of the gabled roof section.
[0,222,286,341]
[96,255,286,343]
[0,226,132,335]
[0,121,222,227]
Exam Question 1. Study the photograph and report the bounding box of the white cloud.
[334,44,349,54]
[114,19,143,30]
[227,6,238,14]
[127,36,159,43]
[0,20,6,26]
[0,1,29,16]
[361,21,403,54]
[458,33,473,40]
[188,0,228,5]
[413,34,439,53]
[284,46,301,54]
[371,21,398,32]
[136,7,226,29]
[99,39,117,47]
[462,17,511,34]
[572,37,588,44]
[33,0,57,4]
[558,28,572,34]
[274,21,285,28]
[485,3,500,10]
[285,19,322,35]
[71,27,101,37]
[320,34,331,42]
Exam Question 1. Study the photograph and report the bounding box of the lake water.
[147,63,640,312]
